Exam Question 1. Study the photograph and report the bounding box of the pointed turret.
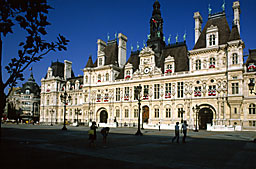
[85,55,94,68]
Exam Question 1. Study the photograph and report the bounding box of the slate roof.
[85,56,95,68]
[246,49,256,66]
[161,43,189,73]
[45,61,75,79]
[21,73,40,96]
[229,25,240,41]
[193,13,231,50]
[104,40,119,66]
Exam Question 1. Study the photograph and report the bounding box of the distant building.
[7,72,40,122]
[40,1,256,131]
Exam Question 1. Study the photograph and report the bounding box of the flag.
[29,67,32,71]
[152,18,157,23]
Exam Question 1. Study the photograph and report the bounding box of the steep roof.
[193,13,231,50]
[45,61,75,79]
[246,49,256,66]
[161,43,189,73]
[229,25,240,41]
[85,55,95,68]
[21,73,40,96]
[104,40,118,66]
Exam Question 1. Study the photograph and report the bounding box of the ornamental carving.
[139,47,155,56]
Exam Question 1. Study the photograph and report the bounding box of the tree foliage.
[0,0,69,96]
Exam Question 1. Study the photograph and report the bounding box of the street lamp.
[50,109,54,126]
[135,84,143,136]
[192,104,200,132]
[75,108,81,127]
[60,91,71,130]
[248,78,256,95]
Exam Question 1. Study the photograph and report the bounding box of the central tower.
[147,0,165,57]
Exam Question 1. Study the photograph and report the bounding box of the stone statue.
[115,32,117,39]
[208,4,212,15]
[222,0,225,11]
[175,34,178,43]
[157,31,160,37]
[131,44,133,51]
[163,36,165,42]
[147,34,151,39]
[143,40,146,47]
[137,41,139,50]
[168,34,171,44]
[107,33,110,41]
[183,32,186,41]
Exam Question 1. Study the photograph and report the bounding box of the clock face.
[144,67,150,74]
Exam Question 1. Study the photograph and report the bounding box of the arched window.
[209,57,216,68]
[232,53,238,64]
[209,34,216,46]
[196,59,201,70]
[126,70,130,75]
[106,73,109,81]
[249,103,256,114]
[98,74,101,82]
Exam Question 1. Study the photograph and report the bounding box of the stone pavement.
[1,124,256,169]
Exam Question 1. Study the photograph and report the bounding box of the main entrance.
[142,106,149,123]
[198,108,213,130]
[100,110,108,123]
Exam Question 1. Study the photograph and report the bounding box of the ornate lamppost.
[248,78,256,95]
[75,108,81,127]
[135,84,143,136]
[60,91,71,130]
[192,104,200,132]
[50,109,54,126]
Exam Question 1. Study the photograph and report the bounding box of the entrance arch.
[142,106,149,123]
[198,108,213,130]
[100,110,108,123]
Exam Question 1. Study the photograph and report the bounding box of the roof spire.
[222,0,225,11]
[208,4,212,15]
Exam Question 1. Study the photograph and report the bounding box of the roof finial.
[107,33,110,41]
[208,4,212,15]
[137,41,139,50]
[183,31,187,42]
[222,0,225,11]
[131,44,133,51]
[168,34,171,44]
[175,34,178,43]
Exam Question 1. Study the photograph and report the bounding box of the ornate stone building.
[40,1,256,130]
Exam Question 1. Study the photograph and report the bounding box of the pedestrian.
[101,127,110,145]
[172,122,179,143]
[88,121,97,147]
[158,121,161,131]
[181,121,188,143]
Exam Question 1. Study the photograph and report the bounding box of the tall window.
[99,58,103,66]
[154,108,159,118]
[208,85,216,96]
[125,109,129,118]
[177,82,184,98]
[166,108,171,118]
[75,98,77,105]
[154,84,160,99]
[178,108,184,118]
[116,109,120,117]
[196,60,201,70]
[143,85,149,99]
[96,94,101,102]
[98,74,101,82]
[116,88,120,101]
[249,121,256,127]
[232,83,239,94]
[232,53,238,64]
[106,73,109,81]
[249,103,256,114]
[85,75,88,83]
[124,87,129,101]
[209,57,215,68]
[134,109,138,118]
[134,86,137,100]
[165,83,171,98]
[209,34,215,46]
[234,107,237,114]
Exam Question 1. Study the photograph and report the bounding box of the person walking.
[88,121,97,147]
[101,127,110,145]
[181,121,188,143]
[172,122,180,143]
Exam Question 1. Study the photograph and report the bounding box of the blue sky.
[2,0,256,92]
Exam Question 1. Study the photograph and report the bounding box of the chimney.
[97,39,106,57]
[194,11,203,44]
[118,33,127,68]
[233,1,240,34]
[64,60,72,80]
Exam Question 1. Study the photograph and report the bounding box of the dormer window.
[99,58,103,66]
[97,74,101,82]
[209,34,216,46]
[232,53,238,64]
[125,70,131,79]
[248,63,256,72]
[196,59,201,70]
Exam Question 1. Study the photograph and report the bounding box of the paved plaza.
[1,124,256,169]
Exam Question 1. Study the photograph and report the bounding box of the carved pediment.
[165,55,175,62]
[139,47,155,56]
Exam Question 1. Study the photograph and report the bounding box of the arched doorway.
[198,108,213,130]
[100,110,108,123]
[142,106,149,123]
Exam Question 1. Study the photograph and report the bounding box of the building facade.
[7,72,40,122]
[40,1,256,130]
